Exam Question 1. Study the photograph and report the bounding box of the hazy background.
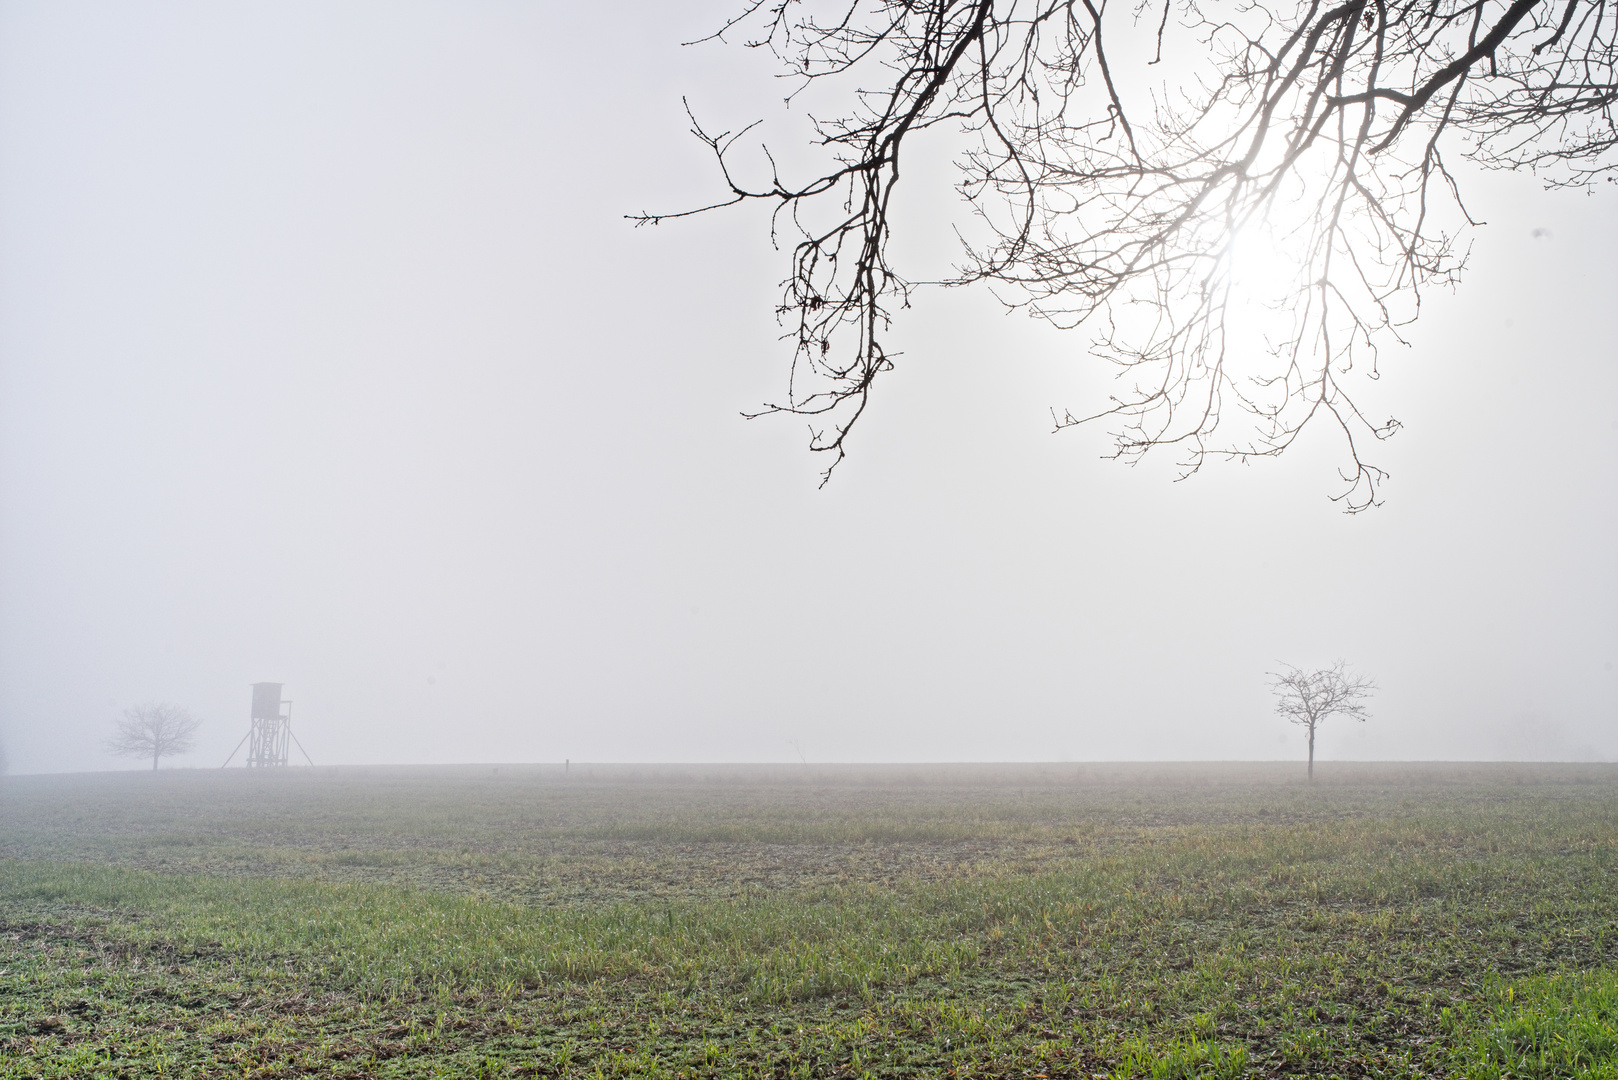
[1,1,1614,774]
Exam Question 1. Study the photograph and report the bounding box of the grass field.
[1,762,1615,1078]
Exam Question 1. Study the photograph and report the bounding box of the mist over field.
[2,761,1615,1076]
[6,7,1618,1077]
[1,1,1615,774]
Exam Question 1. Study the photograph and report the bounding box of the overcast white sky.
[1,1,1614,774]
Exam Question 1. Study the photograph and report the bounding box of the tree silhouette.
[1269,662,1375,779]
[647,0,1616,507]
[106,703,202,771]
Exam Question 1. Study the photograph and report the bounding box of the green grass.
[1447,970,1618,1080]
[1,762,1615,1077]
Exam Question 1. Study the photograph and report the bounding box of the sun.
[1222,220,1303,305]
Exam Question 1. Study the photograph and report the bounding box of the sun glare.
[1223,222,1301,305]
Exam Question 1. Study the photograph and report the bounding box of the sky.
[1,1,1614,774]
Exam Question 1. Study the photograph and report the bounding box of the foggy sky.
[1,1,1614,774]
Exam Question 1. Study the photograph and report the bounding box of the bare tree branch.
[651,0,1616,505]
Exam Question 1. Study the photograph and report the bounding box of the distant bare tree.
[1269,662,1375,780]
[106,703,202,771]
[650,0,1618,507]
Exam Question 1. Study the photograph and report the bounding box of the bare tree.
[646,0,1616,507]
[106,703,203,771]
[1269,662,1375,779]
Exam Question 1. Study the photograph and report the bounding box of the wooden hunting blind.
[222,682,313,768]
[248,682,290,767]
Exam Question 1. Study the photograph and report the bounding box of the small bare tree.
[106,703,202,771]
[1269,662,1375,781]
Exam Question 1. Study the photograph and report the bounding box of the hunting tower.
[246,682,291,767]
